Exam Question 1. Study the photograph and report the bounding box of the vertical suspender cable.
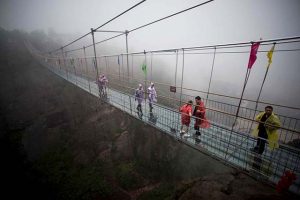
[125,30,130,80]
[178,49,185,135]
[179,49,185,108]
[91,28,100,96]
[175,50,178,91]
[175,50,180,131]
[150,52,153,81]
[125,31,132,114]
[131,54,134,81]
[105,56,109,77]
[73,58,78,85]
[77,58,82,79]
[254,44,276,113]
[105,56,110,97]
[144,50,147,116]
[61,48,68,80]
[121,54,124,80]
[118,55,121,81]
[83,46,91,93]
[91,29,100,79]
[206,46,217,104]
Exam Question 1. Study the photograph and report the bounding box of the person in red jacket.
[179,100,193,137]
[193,96,210,143]
[276,170,296,193]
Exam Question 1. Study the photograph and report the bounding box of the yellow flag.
[267,44,275,67]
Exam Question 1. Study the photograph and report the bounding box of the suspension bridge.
[27,39,300,194]
[24,0,300,194]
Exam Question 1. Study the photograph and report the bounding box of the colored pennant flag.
[267,44,275,67]
[141,62,147,76]
[248,42,260,69]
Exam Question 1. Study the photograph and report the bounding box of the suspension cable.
[82,36,300,58]
[93,0,146,31]
[48,0,147,53]
[129,0,214,33]
[75,0,215,50]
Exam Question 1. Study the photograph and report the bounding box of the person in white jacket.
[147,82,157,113]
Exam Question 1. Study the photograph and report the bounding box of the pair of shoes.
[183,133,191,138]
[195,131,201,136]
[179,131,185,136]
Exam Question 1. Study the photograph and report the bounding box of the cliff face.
[0,29,297,200]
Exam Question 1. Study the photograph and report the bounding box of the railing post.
[178,49,185,134]
[118,55,121,81]
[61,47,68,80]
[174,50,179,109]
[91,28,100,96]
[150,52,153,82]
[131,54,134,80]
[49,52,53,71]
[144,50,147,117]
[125,31,133,114]
[179,49,185,107]
[73,58,78,85]
[83,46,91,93]
[105,56,108,77]
[125,30,130,79]
[104,56,110,98]
[121,54,124,80]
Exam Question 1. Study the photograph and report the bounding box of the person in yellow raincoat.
[251,106,281,154]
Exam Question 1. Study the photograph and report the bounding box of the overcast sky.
[1,0,300,111]
[1,0,299,45]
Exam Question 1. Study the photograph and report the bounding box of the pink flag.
[248,42,260,69]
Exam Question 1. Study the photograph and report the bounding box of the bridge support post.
[74,59,77,85]
[125,30,132,114]
[91,28,100,97]
[83,46,91,93]
[61,47,68,80]
[177,49,185,134]
[179,49,185,107]
[125,30,130,79]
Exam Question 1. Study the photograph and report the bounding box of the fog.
[1,0,300,45]
[1,0,300,113]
